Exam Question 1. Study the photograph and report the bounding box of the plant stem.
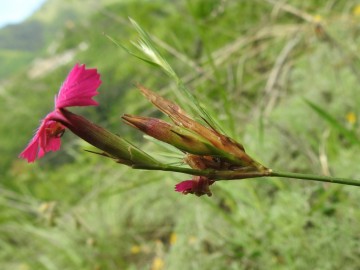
[133,164,360,187]
[270,171,360,187]
[133,164,270,179]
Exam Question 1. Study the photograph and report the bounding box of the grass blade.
[305,99,360,146]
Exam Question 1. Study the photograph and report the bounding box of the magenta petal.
[20,64,101,163]
[55,63,102,109]
[19,112,65,163]
[19,122,46,163]
[45,136,61,152]
[175,180,194,193]
[175,177,215,196]
[19,135,41,163]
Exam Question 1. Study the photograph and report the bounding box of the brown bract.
[122,114,218,156]
[137,84,266,172]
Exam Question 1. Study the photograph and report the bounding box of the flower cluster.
[122,85,267,196]
[20,64,268,197]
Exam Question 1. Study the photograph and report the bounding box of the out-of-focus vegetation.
[1,0,360,269]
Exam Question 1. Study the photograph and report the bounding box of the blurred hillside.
[0,0,118,79]
[1,0,360,269]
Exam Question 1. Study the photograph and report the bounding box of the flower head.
[346,112,357,125]
[19,64,101,162]
[175,176,215,197]
[353,4,360,17]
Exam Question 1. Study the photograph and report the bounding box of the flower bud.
[57,109,159,166]
[122,114,218,156]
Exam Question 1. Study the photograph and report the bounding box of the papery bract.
[19,64,101,163]
[122,114,217,155]
[137,85,266,170]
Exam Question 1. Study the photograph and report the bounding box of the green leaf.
[305,99,360,146]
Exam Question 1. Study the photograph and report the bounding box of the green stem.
[270,171,360,187]
[133,164,360,187]
[133,164,270,179]
[133,164,205,175]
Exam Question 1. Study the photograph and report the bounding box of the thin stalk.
[270,171,360,187]
[132,164,270,179]
[133,164,360,187]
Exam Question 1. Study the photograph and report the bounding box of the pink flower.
[19,64,101,162]
[55,64,101,108]
[175,180,195,193]
[175,176,215,197]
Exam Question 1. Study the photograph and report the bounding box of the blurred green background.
[1,0,360,269]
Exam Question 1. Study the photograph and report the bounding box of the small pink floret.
[19,64,102,163]
[175,180,195,193]
[175,176,215,197]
